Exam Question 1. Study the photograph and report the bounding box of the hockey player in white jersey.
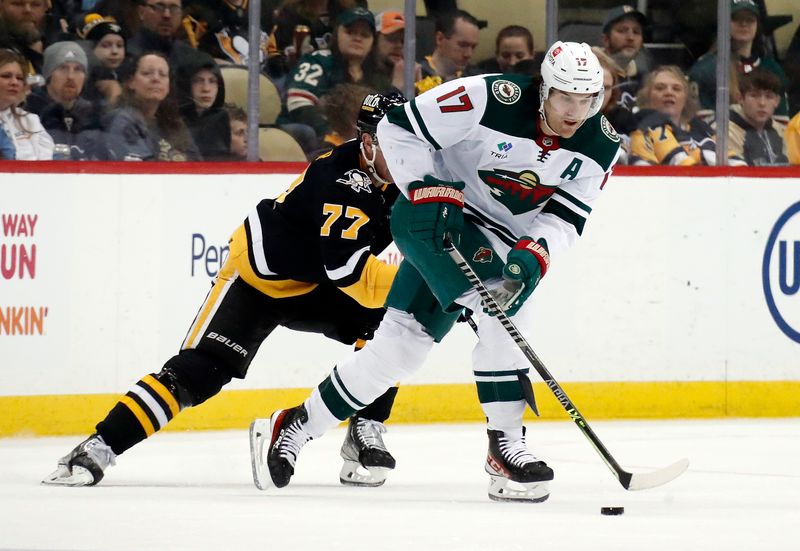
[250,41,621,501]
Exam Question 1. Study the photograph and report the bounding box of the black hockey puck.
[601,506,624,516]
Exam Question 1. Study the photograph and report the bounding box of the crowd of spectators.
[0,0,799,165]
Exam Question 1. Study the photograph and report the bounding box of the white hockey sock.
[484,400,526,440]
[305,308,434,437]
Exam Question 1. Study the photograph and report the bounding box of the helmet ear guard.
[357,91,407,185]
[539,41,605,125]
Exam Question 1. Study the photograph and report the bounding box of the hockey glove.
[407,175,465,255]
[489,237,550,317]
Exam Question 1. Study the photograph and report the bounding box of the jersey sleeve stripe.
[325,245,371,282]
[554,188,592,214]
[409,99,442,150]
[541,200,587,235]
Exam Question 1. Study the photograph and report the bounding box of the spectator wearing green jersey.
[283,7,387,142]
[688,0,789,118]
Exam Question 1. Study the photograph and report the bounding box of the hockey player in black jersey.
[43,92,407,488]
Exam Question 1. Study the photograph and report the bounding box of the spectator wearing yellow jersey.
[629,65,745,166]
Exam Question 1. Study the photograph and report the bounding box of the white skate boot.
[42,434,116,486]
[339,416,396,487]
[485,428,554,502]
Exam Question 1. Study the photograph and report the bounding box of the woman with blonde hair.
[629,65,744,166]
[0,49,54,160]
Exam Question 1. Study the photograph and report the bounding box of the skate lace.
[355,419,388,451]
[279,421,313,466]
[498,435,537,468]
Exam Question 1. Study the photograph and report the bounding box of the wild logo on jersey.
[478,168,557,215]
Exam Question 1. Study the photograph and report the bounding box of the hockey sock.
[358,386,399,423]
[305,308,433,436]
[95,374,181,455]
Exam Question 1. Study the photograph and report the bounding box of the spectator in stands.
[267,0,364,78]
[128,0,195,69]
[86,0,141,39]
[477,25,534,74]
[225,103,247,160]
[318,81,369,153]
[592,47,635,163]
[0,119,14,158]
[629,65,745,166]
[0,0,49,74]
[177,51,230,160]
[416,9,480,94]
[786,111,800,164]
[724,68,788,166]
[77,14,127,109]
[599,5,650,111]
[373,10,420,92]
[182,0,273,67]
[283,7,383,142]
[101,52,201,160]
[0,48,53,159]
[25,41,102,159]
[688,0,789,118]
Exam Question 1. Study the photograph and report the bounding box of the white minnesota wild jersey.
[377,73,621,261]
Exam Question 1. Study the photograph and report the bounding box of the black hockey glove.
[407,175,465,255]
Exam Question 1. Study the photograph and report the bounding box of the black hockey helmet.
[356,91,407,137]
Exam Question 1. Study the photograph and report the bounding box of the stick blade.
[623,457,690,491]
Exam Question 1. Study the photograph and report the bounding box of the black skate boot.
[485,427,554,502]
[250,405,313,490]
[42,434,116,486]
[339,416,396,487]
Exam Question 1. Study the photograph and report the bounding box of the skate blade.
[487,476,550,503]
[339,460,390,487]
[249,418,273,490]
[41,465,95,487]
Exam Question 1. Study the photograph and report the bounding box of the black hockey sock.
[95,374,182,455]
[357,386,398,424]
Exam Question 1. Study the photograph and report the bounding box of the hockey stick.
[460,311,540,416]
[444,237,689,491]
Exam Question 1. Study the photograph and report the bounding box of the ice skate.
[42,434,116,486]
[339,416,396,487]
[485,428,553,503]
[250,405,313,490]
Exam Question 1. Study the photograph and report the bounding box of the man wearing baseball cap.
[25,41,101,159]
[374,10,420,92]
[688,0,789,117]
[599,4,650,109]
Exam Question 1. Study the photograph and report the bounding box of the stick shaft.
[445,239,632,488]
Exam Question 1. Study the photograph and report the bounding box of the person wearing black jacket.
[25,41,102,159]
[176,50,231,160]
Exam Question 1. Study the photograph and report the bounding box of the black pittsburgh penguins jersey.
[244,139,399,308]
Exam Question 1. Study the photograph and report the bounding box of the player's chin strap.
[360,140,392,186]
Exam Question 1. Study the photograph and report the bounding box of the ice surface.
[1,419,798,551]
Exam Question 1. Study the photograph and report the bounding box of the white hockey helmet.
[539,41,604,121]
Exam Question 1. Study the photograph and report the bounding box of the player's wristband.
[512,237,550,277]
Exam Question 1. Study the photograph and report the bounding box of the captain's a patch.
[336,169,373,193]
[491,80,521,105]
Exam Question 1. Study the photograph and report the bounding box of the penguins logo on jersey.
[491,79,521,105]
[336,169,373,193]
[478,168,557,215]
